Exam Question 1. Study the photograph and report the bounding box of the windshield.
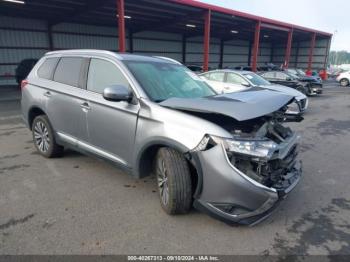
[242,72,271,86]
[124,61,216,102]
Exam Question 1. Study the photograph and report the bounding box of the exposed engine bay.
[187,110,301,192]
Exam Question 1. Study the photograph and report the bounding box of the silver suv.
[22,50,302,225]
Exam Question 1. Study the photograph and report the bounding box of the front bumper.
[308,83,323,95]
[192,143,302,226]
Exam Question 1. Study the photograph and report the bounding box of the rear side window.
[208,72,225,82]
[37,58,59,80]
[226,73,249,85]
[54,57,84,87]
[87,58,129,94]
[262,72,275,78]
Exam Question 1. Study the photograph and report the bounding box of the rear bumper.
[192,143,302,226]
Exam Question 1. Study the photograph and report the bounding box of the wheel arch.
[28,106,47,130]
[134,138,190,179]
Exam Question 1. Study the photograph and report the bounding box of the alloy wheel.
[340,79,349,87]
[157,159,169,206]
[33,120,50,153]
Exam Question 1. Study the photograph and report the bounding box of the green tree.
[329,51,350,65]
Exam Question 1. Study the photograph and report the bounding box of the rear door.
[84,58,140,167]
[46,57,89,142]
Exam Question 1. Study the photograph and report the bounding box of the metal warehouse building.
[0,0,332,86]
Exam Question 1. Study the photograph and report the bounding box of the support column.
[284,29,293,69]
[307,32,317,74]
[203,9,211,72]
[251,20,261,72]
[182,35,187,64]
[219,39,224,69]
[117,0,126,53]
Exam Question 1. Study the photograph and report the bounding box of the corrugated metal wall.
[223,39,250,68]
[271,38,328,70]
[133,31,182,61]
[0,16,49,85]
[186,36,220,69]
[0,14,329,86]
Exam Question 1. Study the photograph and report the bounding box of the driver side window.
[87,58,130,94]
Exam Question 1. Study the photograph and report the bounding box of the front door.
[85,58,140,167]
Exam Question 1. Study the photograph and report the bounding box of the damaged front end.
[190,116,302,226]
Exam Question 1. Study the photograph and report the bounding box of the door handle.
[80,102,91,111]
[44,91,52,97]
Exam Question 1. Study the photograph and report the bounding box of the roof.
[0,0,332,42]
[45,49,179,63]
[170,0,332,37]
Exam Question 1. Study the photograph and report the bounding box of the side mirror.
[103,85,133,102]
[286,77,292,81]
[242,82,251,87]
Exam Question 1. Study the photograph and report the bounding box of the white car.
[200,70,308,113]
[336,71,350,87]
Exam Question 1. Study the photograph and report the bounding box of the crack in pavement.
[0,214,35,231]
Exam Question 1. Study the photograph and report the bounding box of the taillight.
[21,79,28,90]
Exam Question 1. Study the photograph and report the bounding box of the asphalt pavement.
[0,82,350,255]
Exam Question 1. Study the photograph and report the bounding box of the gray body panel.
[160,90,293,121]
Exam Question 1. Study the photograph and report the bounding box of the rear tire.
[32,115,64,158]
[340,78,349,87]
[154,147,192,215]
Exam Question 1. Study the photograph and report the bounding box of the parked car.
[336,71,350,87]
[234,65,252,71]
[284,68,323,95]
[186,64,204,74]
[15,58,38,86]
[259,71,321,96]
[22,50,302,225]
[200,70,308,114]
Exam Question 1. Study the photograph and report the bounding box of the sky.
[200,0,348,52]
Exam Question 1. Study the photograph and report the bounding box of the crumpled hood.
[160,89,294,121]
[260,84,306,100]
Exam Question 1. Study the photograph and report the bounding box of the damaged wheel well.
[137,143,199,194]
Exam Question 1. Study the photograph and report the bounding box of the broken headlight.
[212,136,278,159]
[285,101,301,115]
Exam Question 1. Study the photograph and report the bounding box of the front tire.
[340,78,349,87]
[154,148,192,215]
[32,115,64,158]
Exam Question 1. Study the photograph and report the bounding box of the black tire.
[340,78,349,87]
[32,115,64,158]
[154,147,192,215]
